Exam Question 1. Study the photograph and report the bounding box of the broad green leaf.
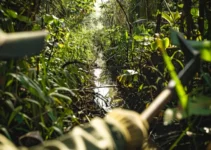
[189,95,211,115]
[162,12,173,25]
[191,8,199,17]
[178,4,184,8]
[155,38,164,51]
[170,30,211,62]
[201,49,211,62]
[151,42,158,50]
[173,11,181,21]
[6,9,18,18]
[133,35,144,42]
[163,95,211,125]
[162,37,170,49]
[170,29,180,46]
[17,15,31,23]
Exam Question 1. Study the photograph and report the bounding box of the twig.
[115,0,133,35]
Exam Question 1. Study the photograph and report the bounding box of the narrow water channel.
[92,0,124,111]
[93,52,118,112]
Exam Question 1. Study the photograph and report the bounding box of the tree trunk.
[183,0,194,39]
[198,0,205,39]
[205,0,211,40]
[155,0,163,33]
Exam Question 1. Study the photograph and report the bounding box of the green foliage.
[1,0,211,149]
[99,0,211,149]
[0,0,107,145]
[156,37,188,109]
[162,11,181,27]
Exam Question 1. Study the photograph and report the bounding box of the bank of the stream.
[102,53,211,149]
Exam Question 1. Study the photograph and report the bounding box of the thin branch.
[115,0,133,35]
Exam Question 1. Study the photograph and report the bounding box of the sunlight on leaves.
[156,37,188,109]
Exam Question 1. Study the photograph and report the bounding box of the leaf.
[173,11,181,21]
[19,113,32,122]
[159,36,188,109]
[162,37,170,49]
[200,48,211,62]
[155,38,164,51]
[138,84,144,92]
[44,14,59,24]
[191,8,199,17]
[133,35,144,42]
[188,95,211,115]
[0,126,11,140]
[151,42,158,50]
[201,73,211,88]
[17,15,31,23]
[5,100,14,110]
[23,98,41,108]
[178,4,184,8]
[6,9,18,18]
[50,93,72,103]
[170,29,180,46]
[125,30,128,40]
[54,87,76,97]
[162,12,173,25]
[6,79,14,88]
[163,95,211,125]
[10,73,50,103]
[52,126,63,135]
[170,30,211,62]
[8,106,22,126]
[4,92,16,101]
[47,111,57,122]
[39,122,49,131]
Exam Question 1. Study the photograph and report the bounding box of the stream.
[93,52,122,112]
[91,0,123,112]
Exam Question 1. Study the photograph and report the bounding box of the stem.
[155,0,163,33]
[183,0,194,39]
[169,126,189,150]
[198,0,205,39]
[115,0,133,35]
[169,117,196,150]
[163,0,174,21]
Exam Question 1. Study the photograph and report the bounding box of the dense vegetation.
[0,0,106,145]
[1,0,211,149]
